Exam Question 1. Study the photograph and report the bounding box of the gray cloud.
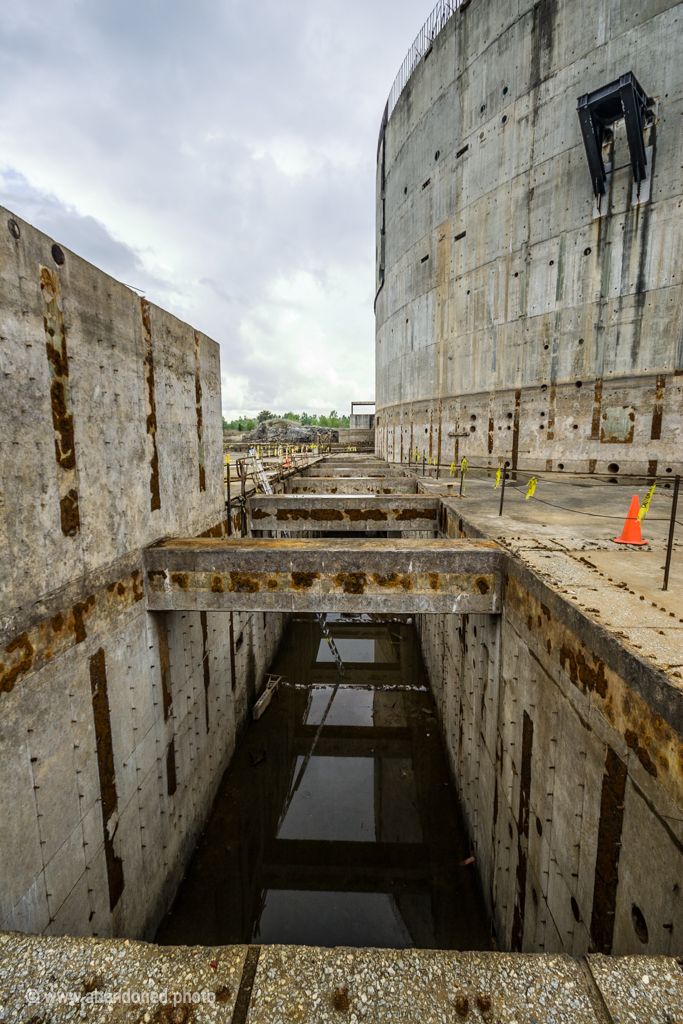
[0,0,436,417]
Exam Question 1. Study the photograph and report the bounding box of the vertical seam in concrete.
[156,614,173,722]
[231,946,261,1024]
[579,958,616,1023]
[229,612,236,691]
[141,299,161,511]
[194,330,206,492]
[511,388,521,477]
[40,267,80,537]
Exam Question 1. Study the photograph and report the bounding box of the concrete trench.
[2,214,683,1023]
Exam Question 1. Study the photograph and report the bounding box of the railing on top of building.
[386,0,462,122]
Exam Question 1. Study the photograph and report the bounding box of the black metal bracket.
[577,72,654,197]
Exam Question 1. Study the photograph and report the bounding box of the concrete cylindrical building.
[375,0,683,477]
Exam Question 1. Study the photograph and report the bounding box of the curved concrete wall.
[375,0,683,476]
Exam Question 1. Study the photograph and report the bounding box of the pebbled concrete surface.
[2,934,683,1023]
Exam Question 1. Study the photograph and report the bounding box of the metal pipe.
[240,463,247,537]
[663,474,680,591]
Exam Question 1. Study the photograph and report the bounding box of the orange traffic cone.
[613,495,648,545]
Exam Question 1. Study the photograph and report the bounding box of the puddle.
[156,616,491,950]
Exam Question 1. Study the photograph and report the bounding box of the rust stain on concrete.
[290,572,319,590]
[266,578,279,590]
[211,575,225,593]
[170,573,189,591]
[156,615,172,722]
[547,382,556,440]
[89,648,124,911]
[590,378,604,439]
[72,595,96,644]
[371,572,413,590]
[229,572,260,593]
[0,633,34,695]
[395,508,437,521]
[428,572,440,590]
[193,330,206,492]
[589,746,627,954]
[141,299,161,511]
[59,489,80,538]
[601,406,635,444]
[344,509,387,522]
[511,388,521,474]
[650,373,665,440]
[624,728,658,778]
[335,572,368,594]
[511,710,533,951]
[252,509,271,520]
[148,569,168,585]
[475,577,490,595]
[41,267,81,536]
[560,643,608,698]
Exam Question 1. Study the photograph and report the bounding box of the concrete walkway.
[2,931,683,1023]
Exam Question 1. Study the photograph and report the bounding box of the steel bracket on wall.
[577,72,654,197]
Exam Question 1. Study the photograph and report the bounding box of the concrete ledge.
[2,932,682,1023]
[301,466,405,477]
[248,494,439,532]
[142,538,502,613]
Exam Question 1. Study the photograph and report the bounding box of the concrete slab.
[301,467,406,477]
[248,495,439,532]
[3,932,682,1023]
[143,538,503,613]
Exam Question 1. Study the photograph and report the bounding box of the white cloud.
[0,0,438,417]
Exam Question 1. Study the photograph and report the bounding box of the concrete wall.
[0,208,288,940]
[417,509,683,956]
[375,0,683,475]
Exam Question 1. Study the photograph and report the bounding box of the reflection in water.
[156,616,491,950]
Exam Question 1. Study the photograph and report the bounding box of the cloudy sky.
[0,0,436,420]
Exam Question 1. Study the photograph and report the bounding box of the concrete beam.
[288,477,417,494]
[143,537,503,613]
[301,466,405,477]
[248,494,439,532]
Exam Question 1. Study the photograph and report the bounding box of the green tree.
[257,410,275,423]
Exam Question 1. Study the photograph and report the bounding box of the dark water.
[156,616,491,950]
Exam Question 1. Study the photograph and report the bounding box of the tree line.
[223,410,350,432]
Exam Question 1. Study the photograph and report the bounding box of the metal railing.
[386,0,461,121]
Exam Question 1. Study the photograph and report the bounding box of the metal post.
[459,464,463,497]
[240,463,247,537]
[422,454,425,476]
[436,457,440,480]
[498,468,507,516]
[226,461,232,536]
[663,474,680,591]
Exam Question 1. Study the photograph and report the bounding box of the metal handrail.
[385,0,462,122]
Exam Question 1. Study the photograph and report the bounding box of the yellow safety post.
[450,461,455,476]
[525,477,537,500]
[494,468,501,488]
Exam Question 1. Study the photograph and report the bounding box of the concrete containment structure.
[0,208,287,939]
[375,0,683,476]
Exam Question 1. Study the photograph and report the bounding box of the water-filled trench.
[157,615,491,950]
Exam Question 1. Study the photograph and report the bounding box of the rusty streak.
[194,330,206,492]
[511,710,533,951]
[141,299,161,511]
[511,388,521,476]
[41,267,81,536]
[591,378,604,439]
[650,373,665,440]
[590,746,627,954]
[156,614,172,722]
[89,648,124,911]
